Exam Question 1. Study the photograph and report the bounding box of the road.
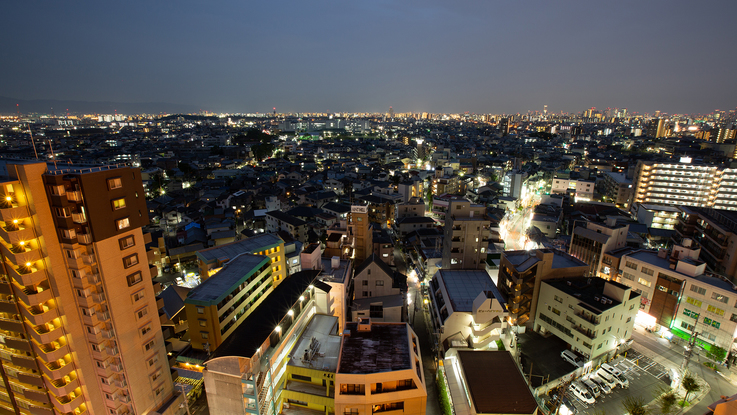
[630,329,737,414]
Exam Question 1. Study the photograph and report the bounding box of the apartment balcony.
[21,304,58,327]
[71,273,101,290]
[25,403,54,415]
[0,205,28,224]
[0,316,24,333]
[21,387,50,405]
[50,390,84,414]
[1,244,42,269]
[571,324,595,340]
[77,293,105,308]
[572,311,600,328]
[32,340,69,363]
[44,375,80,397]
[17,372,45,389]
[77,233,92,245]
[4,336,32,353]
[71,213,87,224]
[0,298,17,314]
[81,310,110,327]
[39,359,73,381]
[29,322,63,345]
[9,263,47,287]
[11,354,38,371]
[81,254,96,266]
[699,227,729,247]
[106,345,120,357]
[13,283,53,307]
[470,316,503,336]
[65,191,82,203]
[0,222,34,245]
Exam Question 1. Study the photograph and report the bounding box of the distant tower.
[543,105,548,117]
[389,106,394,119]
[273,107,276,116]
[499,117,510,136]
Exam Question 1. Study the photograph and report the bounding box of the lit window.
[116,218,130,230]
[112,198,126,210]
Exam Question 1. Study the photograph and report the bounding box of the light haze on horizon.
[2,0,736,115]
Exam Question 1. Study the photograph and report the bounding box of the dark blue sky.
[3,1,736,114]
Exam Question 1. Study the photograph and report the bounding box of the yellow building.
[335,319,426,415]
[197,233,286,284]
[0,160,180,415]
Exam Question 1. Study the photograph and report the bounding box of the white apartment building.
[534,277,638,361]
[631,160,719,208]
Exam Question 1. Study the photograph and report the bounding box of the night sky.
[3,0,736,115]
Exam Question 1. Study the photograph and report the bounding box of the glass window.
[123,254,139,268]
[711,292,729,304]
[126,272,142,287]
[112,198,126,210]
[116,217,130,230]
[107,177,122,190]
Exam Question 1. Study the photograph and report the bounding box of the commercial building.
[0,160,180,415]
[534,277,638,361]
[442,200,490,270]
[335,319,426,415]
[498,249,589,327]
[443,350,539,415]
[428,270,507,351]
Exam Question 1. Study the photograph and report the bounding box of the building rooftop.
[545,277,629,313]
[186,254,270,306]
[197,233,284,262]
[437,270,505,312]
[288,314,341,372]
[267,210,308,227]
[338,322,411,374]
[319,258,352,284]
[640,204,680,212]
[213,269,321,358]
[455,351,538,414]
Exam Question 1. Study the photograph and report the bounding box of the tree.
[681,374,700,407]
[707,345,727,363]
[622,396,649,415]
[658,389,677,415]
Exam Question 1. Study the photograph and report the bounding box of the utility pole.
[680,320,700,373]
[179,384,192,415]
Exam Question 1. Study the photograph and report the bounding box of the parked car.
[590,376,611,394]
[569,381,595,404]
[595,369,618,389]
[601,363,629,388]
[561,350,585,367]
[581,378,600,398]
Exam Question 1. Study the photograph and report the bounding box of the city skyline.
[3,1,737,115]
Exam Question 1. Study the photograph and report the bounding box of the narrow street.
[393,245,443,415]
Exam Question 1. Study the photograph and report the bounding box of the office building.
[534,277,638,361]
[443,350,539,415]
[0,160,180,415]
[442,200,490,270]
[498,249,589,327]
[335,319,426,415]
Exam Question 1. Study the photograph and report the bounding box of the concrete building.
[395,216,436,238]
[601,171,632,208]
[631,161,720,208]
[202,273,331,415]
[502,171,527,198]
[396,197,425,219]
[196,233,287,283]
[335,320,426,415]
[347,206,373,266]
[443,350,539,415]
[498,249,589,327]
[534,277,638,361]
[317,256,353,332]
[352,255,406,322]
[633,203,680,230]
[428,270,507,351]
[674,207,737,281]
[442,200,490,270]
[569,218,629,277]
[265,211,309,244]
[0,160,181,415]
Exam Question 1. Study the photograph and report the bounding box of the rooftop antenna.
[27,124,39,160]
[47,137,58,170]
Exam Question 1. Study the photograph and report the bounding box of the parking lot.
[560,351,670,415]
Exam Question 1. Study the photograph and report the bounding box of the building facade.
[441,200,490,270]
[0,160,180,415]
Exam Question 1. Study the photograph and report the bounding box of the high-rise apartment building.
[0,160,180,415]
[442,200,490,270]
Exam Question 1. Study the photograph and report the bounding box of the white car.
[601,363,629,388]
[581,378,601,398]
[561,350,584,367]
[590,376,612,394]
[596,369,618,389]
[569,381,595,404]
